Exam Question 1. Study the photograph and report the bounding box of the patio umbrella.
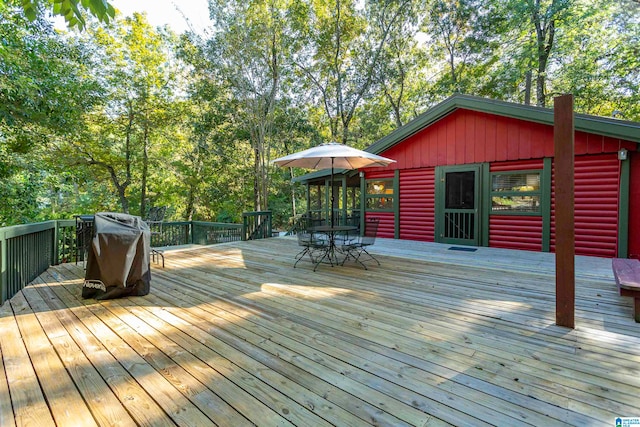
[271,142,395,226]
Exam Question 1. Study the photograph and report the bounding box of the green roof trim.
[294,94,640,183]
[291,169,339,183]
[368,94,640,155]
[292,168,357,183]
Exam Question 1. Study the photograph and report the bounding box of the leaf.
[22,3,37,21]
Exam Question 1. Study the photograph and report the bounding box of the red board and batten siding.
[399,168,435,241]
[489,160,544,251]
[550,153,620,258]
[381,109,554,169]
[380,109,632,170]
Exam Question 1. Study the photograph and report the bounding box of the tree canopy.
[0,0,637,227]
[19,0,115,30]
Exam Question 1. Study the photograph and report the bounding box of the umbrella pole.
[330,158,334,227]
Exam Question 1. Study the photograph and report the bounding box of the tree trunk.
[524,70,532,105]
[531,0,557,108]
[254,146,260,211]
[185,181,196,221]
[140,120,149,217]
[536,66,546,107]
[290,168,297,218]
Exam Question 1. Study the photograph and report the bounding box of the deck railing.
[0,213,273,305]
[242,211,273,240]
[0,221,56,304]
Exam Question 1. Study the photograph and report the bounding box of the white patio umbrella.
[271,142,395,226]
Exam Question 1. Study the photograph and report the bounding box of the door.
[436,165,481,246]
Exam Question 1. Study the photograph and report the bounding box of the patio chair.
[145,206,167,267]
[341,217,380,270]
[334,217,360,246]
[294,229,328,268]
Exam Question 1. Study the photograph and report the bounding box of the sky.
[108,0,211,34]
[50,0,212,34]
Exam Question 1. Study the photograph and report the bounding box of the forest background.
[1,0,638,228]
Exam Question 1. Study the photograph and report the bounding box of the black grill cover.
[82,212,151,300]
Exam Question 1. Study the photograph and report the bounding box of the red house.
[298,95,640,259]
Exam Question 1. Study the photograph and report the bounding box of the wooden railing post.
[554,94,575,329]
[242,215,248,241]
[241,211,272,241]
[53,220,60,266]
[1,232,6,305]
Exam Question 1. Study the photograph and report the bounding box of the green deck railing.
[0,221,56,304]
[0,213,273,305]
[242,211,273,240]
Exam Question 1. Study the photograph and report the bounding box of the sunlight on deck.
[2,238,639,426]
[261,283,355,298]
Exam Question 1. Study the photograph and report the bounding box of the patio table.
[310,225,358,271]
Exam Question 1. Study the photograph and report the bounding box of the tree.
[0,6,103,225]
[206,0,290,212]
[498,0,574,107]
[172,34,246,221]
[3,0,640,228]
[57,14,178,215]
[370,0,424,127]
[18,0,115,30]
[292,0,413,145]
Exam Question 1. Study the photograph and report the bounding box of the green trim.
[434,167,444,242]
[53,220,59,266]
[490,211,543,217]
[541,157,552,252]
[1,236,6,304]
[618,158,630,257]
[435,164,482,245]
[360,174,366,234]
[394,169,400,239]
[325,178,330,222]
[363,208,395,213]
[341,175,347,225]
[481,163,490,247]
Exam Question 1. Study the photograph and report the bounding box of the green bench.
[612,258,640,323]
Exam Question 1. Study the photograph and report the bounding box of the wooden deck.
[1,237,639,426]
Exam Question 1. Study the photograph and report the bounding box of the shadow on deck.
[1,237,638,426]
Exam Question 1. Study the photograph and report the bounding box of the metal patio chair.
[294,229,329,269]
[341,217,380,270]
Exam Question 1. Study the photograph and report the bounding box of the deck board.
[1,237,639,426]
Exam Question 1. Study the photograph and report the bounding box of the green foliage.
[20,0,115,30]
[0,6,106,225]
[1,0,639,227]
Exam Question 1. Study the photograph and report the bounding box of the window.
[366,178,394,211]
[491,171,541,214]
